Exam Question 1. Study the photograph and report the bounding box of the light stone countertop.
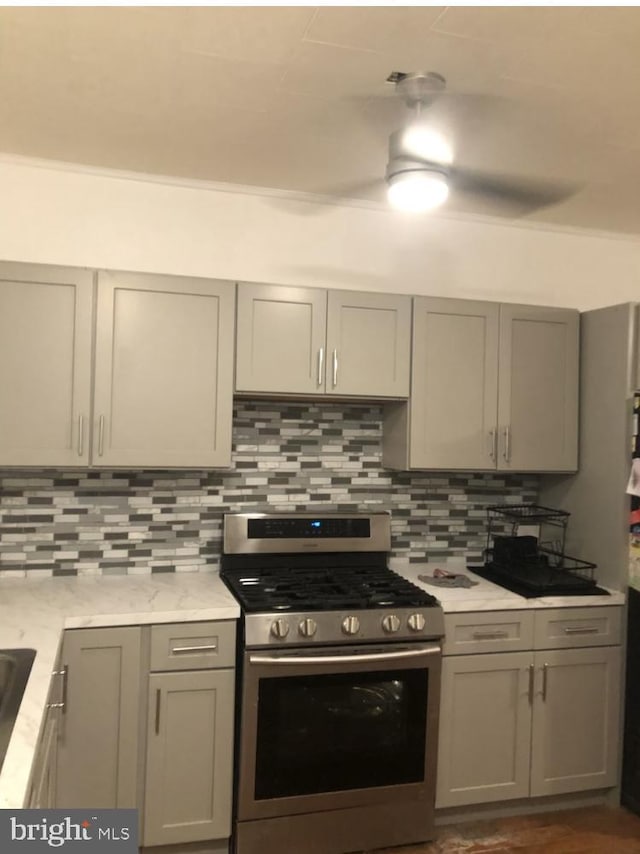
[1,562,626,811]
[0,571,239,810]
[390,560,626,612]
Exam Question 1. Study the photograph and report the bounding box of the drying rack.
[484,504,596,592]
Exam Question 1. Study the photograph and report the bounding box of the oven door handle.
[248,644,441,666]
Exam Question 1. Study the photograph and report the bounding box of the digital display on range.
[247,518,371,539]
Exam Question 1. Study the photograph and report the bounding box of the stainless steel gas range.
[220,512,445,854]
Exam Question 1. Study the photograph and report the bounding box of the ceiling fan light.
[387,170,449,213]
[402,125,453,165]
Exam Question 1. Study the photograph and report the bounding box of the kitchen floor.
[372,806,640,853]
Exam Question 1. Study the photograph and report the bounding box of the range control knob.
[408,613,426,633]
[270,618,290,640]
[298,617,318,638]
[382,614,401,634]
[342,615,360,636]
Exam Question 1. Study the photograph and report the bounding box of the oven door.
[237,641,441,820]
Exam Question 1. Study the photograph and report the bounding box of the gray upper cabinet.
[383,297,579,472]
[93,271,235,468]
[235,283,411,398]
[0,262,93,467]
[0,263,235,469]
[235,283,326,395]
[325,290,411,397]
[498,303,579,472]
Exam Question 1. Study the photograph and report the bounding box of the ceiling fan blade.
[449,167,580,217]
[266,178,384,216]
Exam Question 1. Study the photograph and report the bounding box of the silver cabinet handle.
[332,349,338,387]
[488,429,497,461]
[155,689,161,735]
[542,662,548,701]
[564,626,599,635]
[98,415,105,456]
[170,644,217,655]
[48,665,68,714]
[503,425,511,462]
[77,415,84,457]
[472,630,509,640]
[317,347,324,387]
[528,663,535,704]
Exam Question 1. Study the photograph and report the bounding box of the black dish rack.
[483,504,597,595]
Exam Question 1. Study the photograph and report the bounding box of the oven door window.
[254,667,428,799]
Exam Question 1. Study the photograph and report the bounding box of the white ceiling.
[2,6,640,235]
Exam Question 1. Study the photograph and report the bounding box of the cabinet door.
[325,291,411,397]
[55,627,142,809]
[144,669,235,846]
[28,713,59,808]
[409,297,499,469]
[0,262,93,466]
[235,283,327,394]
[436,652,532,808]
[498,305,578,472]
[93,271,234,468]
[530,646,621,796]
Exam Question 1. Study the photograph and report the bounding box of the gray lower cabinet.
[436,608,622,809]
[142,619,236,849]
[40,620,236,849]
[55,626,142,809]
[28,710,59,809]
[143,669,235,847]
[437,651,533,806]
[529,645,621,796]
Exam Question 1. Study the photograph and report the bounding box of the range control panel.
[247,517,371,539]
[223,512,391,554]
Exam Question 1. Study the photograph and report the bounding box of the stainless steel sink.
[0,648,36,772]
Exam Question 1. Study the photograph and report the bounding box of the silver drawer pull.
[171,644,217,655]
[564,626,599,635]
[472,631,509,640]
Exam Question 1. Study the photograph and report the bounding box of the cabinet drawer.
[533,607,622,649]
[443,611,534,655]
[150,621,236,672]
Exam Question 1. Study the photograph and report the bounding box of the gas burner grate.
[222,565,438,613]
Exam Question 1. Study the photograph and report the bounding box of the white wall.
[2,156,640,310]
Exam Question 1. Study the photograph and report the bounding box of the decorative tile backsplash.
[0,401,538,577]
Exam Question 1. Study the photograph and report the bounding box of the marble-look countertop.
[390,560,626,612]
[0,572,239,811]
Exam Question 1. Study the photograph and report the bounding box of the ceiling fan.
[381,71,578,216]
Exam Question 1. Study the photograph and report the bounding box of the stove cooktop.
[221,564,439,614]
